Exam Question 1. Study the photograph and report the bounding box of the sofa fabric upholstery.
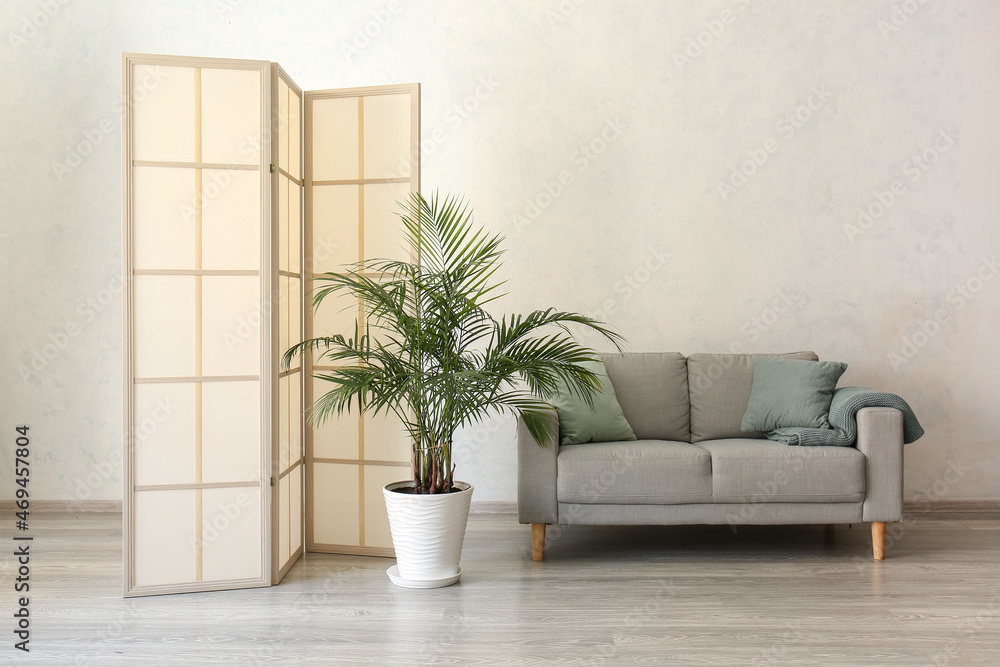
[600,352,690,442]
[556,440,712,505]
[517,417,558,525]
[556,501,864,526]
[697,438,865,503]
[687,351,819,443]
[856,407,905,521]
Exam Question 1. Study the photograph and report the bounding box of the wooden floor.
[6,511,1000,666]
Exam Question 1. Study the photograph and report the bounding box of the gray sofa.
[518,352,904,561]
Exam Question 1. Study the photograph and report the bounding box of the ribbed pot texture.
[383,481,473,580]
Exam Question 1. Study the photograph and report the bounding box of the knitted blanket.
[767,386,924,447]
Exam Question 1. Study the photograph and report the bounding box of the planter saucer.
[386,565,463,589]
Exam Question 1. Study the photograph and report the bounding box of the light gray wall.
[1,0,998,504]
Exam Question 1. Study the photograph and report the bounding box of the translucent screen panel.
[364,182,412,262]
[289,184,301,273]
[278,474,290,565]
[132,65,195,163]
[290,465,302,552]
[201,68,262,165]
[363,465,411,549]
[201,380,261,484]
[201,169,261,271]
[313,378,359,460]
[201,487,263,581]
[279,177,289,273]
[277,78,290,175]
[280,281,301,373]
[289,371,301,459]
[133,383,196,486]
[364,412,411,462]
[289,91,301,180]
[277,180,302,274]
[279,374,290,471]
[134,489,197,587]
[311,286,358,341]
[313,463,360,545]
[133,275,195,378]
[363,94,411,180]
[311,96,359,181]
[303,84,418,558]
[201,276,261,377]
[288,278,301,351]
[278,276,290,359]
[311,185,359,272]
[133,166,196,270]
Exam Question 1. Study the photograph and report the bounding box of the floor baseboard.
[470,501,517,514]
[903,499,1000,513]
[3,499,519,514]
[3,498,997,515]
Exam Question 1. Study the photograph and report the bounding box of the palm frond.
[286,191,628,493]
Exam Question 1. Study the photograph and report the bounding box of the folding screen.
[123,53,419,596]
[305,84,420,557]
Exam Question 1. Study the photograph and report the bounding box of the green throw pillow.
[741,358,848,432]
[548,360,637,445]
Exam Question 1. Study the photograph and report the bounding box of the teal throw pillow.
[548,360,637,445]
[741,358,848,432]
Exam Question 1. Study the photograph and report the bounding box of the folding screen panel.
[304,84,420,556]
[270,64,304,583]
[123,54,274,596]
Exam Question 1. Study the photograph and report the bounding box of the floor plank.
[3,512,999,665]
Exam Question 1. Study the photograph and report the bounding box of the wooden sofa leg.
[531,523,546,562]
[872,521,887,560]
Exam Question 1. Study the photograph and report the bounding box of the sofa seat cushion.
[699,439,865,503]
[557,440,712,505]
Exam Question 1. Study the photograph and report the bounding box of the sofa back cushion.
[687,351,819,443]
[550,359,637,445]
[601,353,690,442]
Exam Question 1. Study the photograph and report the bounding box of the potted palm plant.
[283,192,623,587]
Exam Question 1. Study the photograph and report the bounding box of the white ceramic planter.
[383,480,473,588]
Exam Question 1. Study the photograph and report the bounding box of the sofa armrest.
[857,407,904,522]
[517,417,559,525]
